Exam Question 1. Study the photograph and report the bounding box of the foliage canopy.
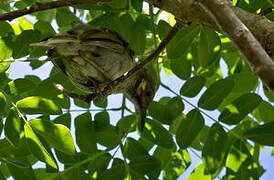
[0,0,274,179]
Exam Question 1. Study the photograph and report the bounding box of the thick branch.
[198,0,274,91]
[0,0,112,21]
[145,0,274,58]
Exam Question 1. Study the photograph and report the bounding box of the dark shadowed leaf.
[131,0,143,12]
[148,96,184,124]
[198,79,234,110]
[0,21,13,37]
[197,27,221,67]
[157,20,172,40]
[143,119,175,149]
[244,121,274,146]
[219,93,262,125]
[75,113,97,153]
[170,53,192,80]
[129,16,146,55]
[5,78,36,97]
[176,109,204,149]
[4,110,24,146]
[167,25,200,59]
[180,76,206,97]
[99,159,125,180]
[202,123,228,175]
[129,155,161,175]
[12,30,41,59]
[16,96,62,115]
[124,138,148,161]
[253,101,274,123]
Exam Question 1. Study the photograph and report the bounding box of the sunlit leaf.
[24,124,57,169]
[29,119,75,155]
[16,96,62,115]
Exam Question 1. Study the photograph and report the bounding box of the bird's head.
[125,70,155,132]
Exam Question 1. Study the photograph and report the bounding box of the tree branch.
[145,0,274,58]
[0,0,112,21]
[198,0,274,91]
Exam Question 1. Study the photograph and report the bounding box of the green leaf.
[131,0,143,12]
[225,144,248,173]
[170,53,192,80]
[197,27,221,67]
[0,62,10,73]
[4,110,24,146]
[0,21,14,37]
[124,138,148,161]
[12,30,41,59]
[167,25,200,59]
[188,163,211,180]
[162,149,191,179]
[5,78,36,96]
[116,115,136,136]
[244,121,274,146]
[219,93,262,125]
[157,20,172,40]
[198,79,234,110]
[180,76,206,97]
[99,160,125,180]
[253,101,274,123]
[148,96,184,124]
[143,119,175,149]
[56,8,80,32]
[24,124,57,169]
[94,111,110,131]
[53,113,71,129]
[7,161,36,180]
[0,92,7,116]
[29,119,75,155]
[0,37,12,61]
[96,125,120,149]
[202,123,228,174]
[75,113,97,153]
[129,16,146,55]
[88,153,112,177]
[16,96,62,115]
[129,155,161,175]
[176,109,204,149]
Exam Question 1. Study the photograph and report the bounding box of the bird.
[31,24,155,132]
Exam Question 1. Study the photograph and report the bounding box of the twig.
[101,22,184,97]
[0,0,112,21]
[198,0,274,92]
[258,7,274,16]
[54,83,95,102]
